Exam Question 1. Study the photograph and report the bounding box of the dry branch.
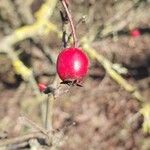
[0,132,47,147]
[0,0,59,105]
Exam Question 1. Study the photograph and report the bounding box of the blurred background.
[0,0,150,149]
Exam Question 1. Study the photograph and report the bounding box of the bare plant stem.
[0,132,47,147]
[45,96,50,129]
[45,94,55,130]
[49,95,55,130]
[44,76,60,130]
[20,115,48,135]
[61,0,78,47]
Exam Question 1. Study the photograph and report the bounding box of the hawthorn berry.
[130,28,141,38]
[56,47,89,84]
[38,83,47,92]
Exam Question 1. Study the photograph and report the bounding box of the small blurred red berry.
[38,83,46,92]
[56,47,89,83]
[130,29,141,37]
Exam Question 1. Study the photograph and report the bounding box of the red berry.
[130,28,141,37]
[56,47,89,83]
[38,83,46,92]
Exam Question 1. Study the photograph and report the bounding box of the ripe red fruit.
[38,83,47,92]
[56,48,89,83]
[130,28,141,37]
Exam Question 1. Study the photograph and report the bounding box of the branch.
[0,132,47,147]
[61,0,78,47]
[0,0,59,104]
[0,0,58,50]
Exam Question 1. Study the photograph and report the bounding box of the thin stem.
[0,132,47,146]
[45,96,50,129]
[45,94,55,130]
[20,115,48,135]
[49,95,55,130]
[61,0,78,47]
[66,16,86,45]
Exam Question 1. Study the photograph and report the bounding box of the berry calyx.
[38,83,47,92]
[56,47,89,84]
